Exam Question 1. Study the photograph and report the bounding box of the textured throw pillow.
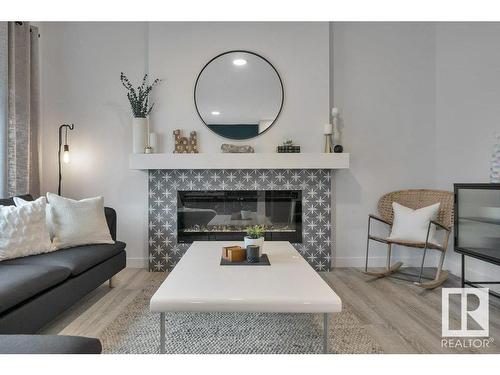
[388,202,441,245]
[0,197,54,261]
[46,192,114,249]
[14,196,54,239]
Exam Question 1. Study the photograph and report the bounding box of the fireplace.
[177,190,302,243]
[148,169,332,271]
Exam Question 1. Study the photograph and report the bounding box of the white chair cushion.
[46,192,114,250]
[0,197,55,261]
[387,202,441,245]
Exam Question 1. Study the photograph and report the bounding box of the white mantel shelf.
[129,153,349,170]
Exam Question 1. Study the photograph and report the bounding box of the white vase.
[244,236,264,251]
[132,117,148,154]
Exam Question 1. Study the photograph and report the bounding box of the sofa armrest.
[105,207,117,241]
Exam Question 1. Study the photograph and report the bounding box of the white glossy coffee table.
[150,241,342,354]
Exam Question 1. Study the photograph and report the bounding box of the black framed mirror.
[194,50,284,140]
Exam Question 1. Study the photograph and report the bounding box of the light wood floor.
[40,269,166,338]
[323,268,500,353]
[40,267,500,354]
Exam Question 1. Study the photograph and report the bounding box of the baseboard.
[126,257,148,269]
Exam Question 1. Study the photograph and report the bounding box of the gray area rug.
[101,279,383,354]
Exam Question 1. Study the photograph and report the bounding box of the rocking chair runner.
[364,189,454,289]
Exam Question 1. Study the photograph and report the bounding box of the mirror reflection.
[194,51,284,140]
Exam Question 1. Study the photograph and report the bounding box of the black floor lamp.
[58,124,74,196]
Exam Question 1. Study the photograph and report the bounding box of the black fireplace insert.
[177,190,302,243]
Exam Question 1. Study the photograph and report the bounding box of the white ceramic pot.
[132,117,148,154]
[244,236,264,251]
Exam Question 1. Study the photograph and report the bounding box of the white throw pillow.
[388,202,441,245]
[46,192,114,249]
[14,196,54,239]
[0,197,54,261]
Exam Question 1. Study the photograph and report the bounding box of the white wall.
[332,22,438,267]
[38,22,330,267]
[435,23,500,284]
[39,22,149,267]
[331,22,500,285]
[37,21,500,283]
[148,22,329,153]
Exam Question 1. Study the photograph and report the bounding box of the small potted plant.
[120,72,160,154]
[244,225,265,249]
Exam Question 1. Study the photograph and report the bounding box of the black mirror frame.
[194,50,285,141]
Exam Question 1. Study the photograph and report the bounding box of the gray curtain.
[0,23,7,198]
[0,22,40,198]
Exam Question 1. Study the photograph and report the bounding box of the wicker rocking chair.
[363,189,454,289]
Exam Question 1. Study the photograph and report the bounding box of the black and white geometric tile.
[148,169,333,272]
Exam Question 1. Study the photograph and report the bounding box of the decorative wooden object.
[221,246,246,262]
[222,245,240,260]
[229,248,246,262]
[174,130,198,153]
[221,144,254,153]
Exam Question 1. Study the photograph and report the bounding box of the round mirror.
[194,51,284,140]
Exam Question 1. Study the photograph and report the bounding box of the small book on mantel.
[221,246,246,262]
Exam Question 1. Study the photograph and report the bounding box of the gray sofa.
[0,334,102,354]
[0,195,126,335]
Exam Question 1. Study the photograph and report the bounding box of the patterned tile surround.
[148,169,333,272]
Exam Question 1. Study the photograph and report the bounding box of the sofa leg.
[109,276,117,288]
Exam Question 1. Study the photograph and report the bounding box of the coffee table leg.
[323,313,328,354]
[160,312,165,354]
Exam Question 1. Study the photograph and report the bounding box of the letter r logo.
[442,288,489,337]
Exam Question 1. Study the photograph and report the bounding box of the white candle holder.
[323,123,333,153]
[324,134,333,153]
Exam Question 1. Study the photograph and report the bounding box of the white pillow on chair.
[46,192,114,250]
[387,202,441,245]
[0,197,55,261]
